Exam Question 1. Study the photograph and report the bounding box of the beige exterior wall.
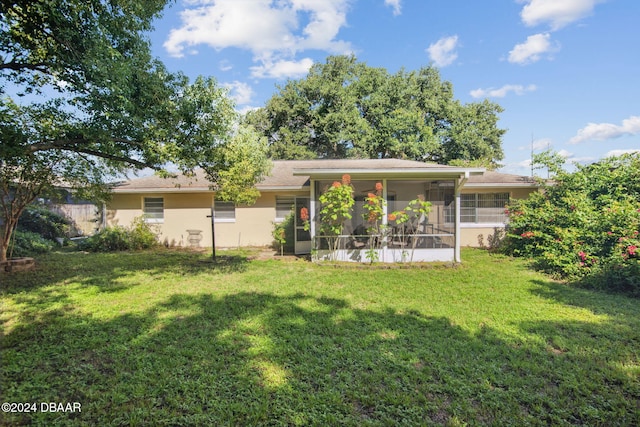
[107,185,536,250]
[107,190,307,248]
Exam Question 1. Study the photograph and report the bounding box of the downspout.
[454,172,469,263]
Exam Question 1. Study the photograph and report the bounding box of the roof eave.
[292,167,485,180]
[111,187,212,194]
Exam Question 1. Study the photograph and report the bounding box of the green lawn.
[1,248,639,426]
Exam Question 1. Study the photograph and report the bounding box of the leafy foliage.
[317,175,355,259]
[17,204,71,241]
[246,55,505,166]
[503,153,640,296]
[79,217,158,252]
[8,229,55,257]
[0,1,270,261]
[271,212,294,256]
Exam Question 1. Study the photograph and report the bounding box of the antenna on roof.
[530,133,534,177]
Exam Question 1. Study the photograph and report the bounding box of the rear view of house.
[108,159,538,262]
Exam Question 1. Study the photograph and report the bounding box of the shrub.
[9,230,55,257]
[17,204,71,241]
[79,217,159,252]
[503,153,640,296]
[272,212,295,256]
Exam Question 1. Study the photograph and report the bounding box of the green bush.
[17,204,71,241]
[9,230,55,257]
[79,217,159,252]
[503,153,640,296]
[271,212,295,255]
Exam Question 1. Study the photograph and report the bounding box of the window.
[275,197,294,221]
[461,193,510,224]
[143,197,164,223]
[214,200,235,221]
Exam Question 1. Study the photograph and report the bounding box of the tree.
[246,55,505,166]
[0,1,270,261]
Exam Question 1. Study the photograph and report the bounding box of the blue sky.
[147,0,640,175]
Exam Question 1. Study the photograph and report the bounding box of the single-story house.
[108,159,538,262]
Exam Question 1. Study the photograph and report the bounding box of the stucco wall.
[108,191,307,248]
[107,186,536,250]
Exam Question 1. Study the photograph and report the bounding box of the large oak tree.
[246,55,505,166]
[0,0,269,261]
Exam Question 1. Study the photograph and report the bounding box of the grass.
[1,248,639,426]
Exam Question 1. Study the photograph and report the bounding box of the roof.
[111,159,535,193]
[465,171,538,188]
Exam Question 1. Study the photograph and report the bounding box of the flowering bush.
[362,183,386,263]
[317,174,355,259]
[503,153,640,296]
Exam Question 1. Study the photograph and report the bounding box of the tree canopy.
[245,55,505,166]
[0,0,270,261]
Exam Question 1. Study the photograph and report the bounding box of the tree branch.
[67,147,158,170]
[0,61,51,74]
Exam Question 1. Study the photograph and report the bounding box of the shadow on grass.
[2,290,639,426]
[529,279,640,321]
[0,249,250,295]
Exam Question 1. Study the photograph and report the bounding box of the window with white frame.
[143,197,164,223]
[214,200,236,221]
[461,193,510,224]
[275,196,294,222]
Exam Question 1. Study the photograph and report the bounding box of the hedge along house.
[107,159,538,262]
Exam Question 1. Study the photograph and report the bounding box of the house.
[108,159,538,262]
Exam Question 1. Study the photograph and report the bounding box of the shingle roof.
[112,159,535,193]
[466,170,538,187]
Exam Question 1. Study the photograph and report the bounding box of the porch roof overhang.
[292,166,485,181]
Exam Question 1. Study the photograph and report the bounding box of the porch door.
[294,197,311,254]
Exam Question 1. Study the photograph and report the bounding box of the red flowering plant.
[300,206,310,231]
[317,174,355,260]
[362,183,386,262]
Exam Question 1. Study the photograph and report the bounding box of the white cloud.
[606,149,640,157]
[384,0,401,16]
[569,116,640,144]
[470,84,537,99]
[250,57,314,79]
[532,138,552,150]
[518,138,553,151]
[520,0,601,30]
[508,33,557,65]
[426,35,459,67]
[237,105,261,116]
[164,0,351,79]
[219,60,233,72]
[518,158,533,168]
[557,149,574,159]
[223,81,255,105]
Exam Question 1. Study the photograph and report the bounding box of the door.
[294,197,311,254]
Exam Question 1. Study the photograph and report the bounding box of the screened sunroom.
[291,159,485,263]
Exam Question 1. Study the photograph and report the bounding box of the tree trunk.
[1,218,17,262]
